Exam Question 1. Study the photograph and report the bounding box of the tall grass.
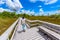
[0,11,18,35]
[0,11,60,35]
[25,14,60,25]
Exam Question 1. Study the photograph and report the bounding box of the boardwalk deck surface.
[1,18,60,40]
[12,27,45,40]
[12,18,60,40]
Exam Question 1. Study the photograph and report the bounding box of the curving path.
[12,18,60,40]
[12,27,45,40]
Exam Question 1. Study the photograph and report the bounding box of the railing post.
[0,18,19,40]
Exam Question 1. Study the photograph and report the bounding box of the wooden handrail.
[0,18,19,40]
[26,19,60,26]
[26,18,60,30]
[38,26,60,40]
[0,17,60,40]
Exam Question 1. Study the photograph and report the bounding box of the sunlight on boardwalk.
[12,27,45,40]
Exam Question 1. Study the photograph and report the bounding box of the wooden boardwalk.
[1,18,60,40]
[12,27,45,40]
[12,18,60,40]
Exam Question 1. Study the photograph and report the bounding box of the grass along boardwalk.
[0,18,60,40]
[12,18,60,40]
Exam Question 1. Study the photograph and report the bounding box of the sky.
[0,0,60,15]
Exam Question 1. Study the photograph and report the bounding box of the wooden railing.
[26,18,60,40]
[0,18,19,40]
[26,19,60,34]
[0,18,60,40]
[26,18,60,30]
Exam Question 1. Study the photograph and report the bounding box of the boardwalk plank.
[12,27,45,40]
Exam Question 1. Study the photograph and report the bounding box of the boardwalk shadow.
[17,30,26,33]
[37,28,53,40]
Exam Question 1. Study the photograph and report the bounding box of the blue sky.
[0,0,60,15]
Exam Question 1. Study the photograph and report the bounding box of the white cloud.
[0,8,4,12]
[39,8,44,15]
[0,8,13,12]
[38,5,42,7]
[6,0,15,10]
[39,8,44,12]
[4,9,13,12]
[0,0,23,11]
[21,10,35,15]
[44,10,60,15]
[13,0,23,9]
[29,0,37,3]
[44,0,58,5]
[0,0,5,5]
[29,0,58,5]
[6,0,23,11]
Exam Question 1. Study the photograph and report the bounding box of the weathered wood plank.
[38,26,60,40]
[12,27,45,40]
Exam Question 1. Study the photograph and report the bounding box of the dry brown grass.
[0,17,17,35]
[26,16,60,25]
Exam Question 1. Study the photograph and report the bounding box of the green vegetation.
[25,14,60,25]
[0,11,19,18]
[0,11,18,35]
[0,17,17,35]
[0,11,60,35]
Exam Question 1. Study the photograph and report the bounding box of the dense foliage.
[49,14,60,19]
[0,11,60,35]
[0,11,18,35]
[0,11,19,18]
